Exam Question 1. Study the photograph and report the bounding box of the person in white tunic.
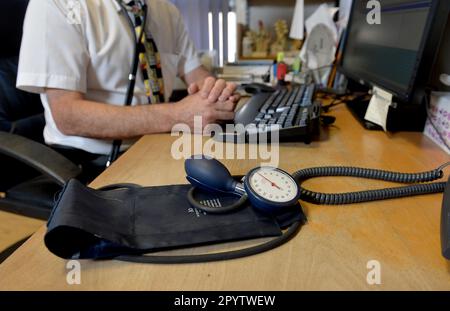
[16,0,238,160]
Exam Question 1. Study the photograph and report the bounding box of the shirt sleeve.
[172,6,202,77]
[16,0,89,94]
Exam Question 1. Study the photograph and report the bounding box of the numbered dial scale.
[244,167,300,212]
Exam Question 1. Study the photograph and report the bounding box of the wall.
[247,0,337,35]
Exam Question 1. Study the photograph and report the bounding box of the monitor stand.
[345,95,384,131]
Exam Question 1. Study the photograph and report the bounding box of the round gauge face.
[247,167,299,204]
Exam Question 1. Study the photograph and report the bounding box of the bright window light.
[227,11,237,63]
[208,12,214,51]
[218,12,224,67]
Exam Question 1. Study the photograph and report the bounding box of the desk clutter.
[227,0,449,136]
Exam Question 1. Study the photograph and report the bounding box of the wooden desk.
[0,105,449,290]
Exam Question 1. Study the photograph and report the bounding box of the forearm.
[46,87,236,140]
[51,98,177,140]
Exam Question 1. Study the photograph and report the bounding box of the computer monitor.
[339,0,450,130]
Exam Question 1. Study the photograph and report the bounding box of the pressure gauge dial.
[244,167,300,213]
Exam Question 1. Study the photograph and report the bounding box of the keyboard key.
[294,85,306,104]
[276,89,294,110]
[270,89,287,109]
[260,90,280,113]
[254,112,264,122]
[276,106,290,113]
[258,119,268,125]
[288,105,299,118]
[285,87,299,107]
[277,116,286,126]
[300,85,315,107]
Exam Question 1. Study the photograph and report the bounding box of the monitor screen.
[340,0,434,100]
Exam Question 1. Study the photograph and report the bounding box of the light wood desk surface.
[0,105,449,290]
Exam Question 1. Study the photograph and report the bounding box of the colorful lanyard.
[122,0,165,104]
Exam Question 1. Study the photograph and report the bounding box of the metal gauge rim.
[244,166,300,207]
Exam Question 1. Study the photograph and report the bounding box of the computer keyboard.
[217,84,321,143]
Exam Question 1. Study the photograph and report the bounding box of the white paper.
[364,87,393,131]
[299,4,338,72]
[289,0,304,40]
[304,4,338,41]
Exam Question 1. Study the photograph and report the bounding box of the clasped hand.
[176,77,240,130]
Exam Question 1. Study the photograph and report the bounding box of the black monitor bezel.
[338,0,442,103]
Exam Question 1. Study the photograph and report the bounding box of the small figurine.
[253,20,271,57]
[242,33,254,57]
[271,19,288,55]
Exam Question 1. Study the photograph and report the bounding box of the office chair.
[0,0,81,220]
[0,0,83,263]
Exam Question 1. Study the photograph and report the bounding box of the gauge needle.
[257,173,282,190]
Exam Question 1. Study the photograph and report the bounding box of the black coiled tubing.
[292,163,450,205]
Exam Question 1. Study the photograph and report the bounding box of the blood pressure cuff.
[45,179,305,259]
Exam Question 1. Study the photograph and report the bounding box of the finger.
[200,77,216,98]
[208,79,227,103]
[213,109,235,121]
[214,100,236,112]
[228,93,241,103]
[218,83,237,101]
[187,83,199,95]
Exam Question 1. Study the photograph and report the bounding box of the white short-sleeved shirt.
[17,0,201,154]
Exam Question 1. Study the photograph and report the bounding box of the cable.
[116,220,302,264]
[321,93,369,113]
[321,98,344,112]
[187,187,248,214]
[107,2,148,167]
[293,164,450,205]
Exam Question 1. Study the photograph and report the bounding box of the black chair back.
[0,0,45,190]
[0,0,30,58]
[0,0,45,142]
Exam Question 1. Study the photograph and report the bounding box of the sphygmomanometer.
[44,154,450,263]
